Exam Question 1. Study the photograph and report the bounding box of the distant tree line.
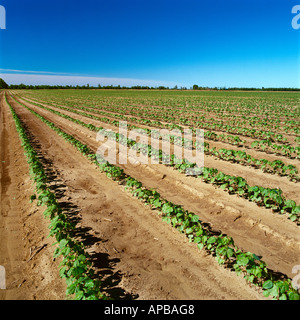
[5,83,189,90]
[192,84,300,91]
[0,78,299,91]
[6,83,182,90]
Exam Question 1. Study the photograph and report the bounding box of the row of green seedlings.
[6,96,108,300]
[17,96,260,149]
[143,130,299,182]
[22,92,298,131]
[25,92,300,139]
[203,145,299,182]
[11,95,300,223]
[251,139,300,159]
[21,95,300,175]
[15,96,299,182]
[10,94,300,300]
[87,99,299,136]
[19,95,247,150]
[24,94,290,144]
[110,129,300,223]
[61,98,297,145]
[77,104,299,157]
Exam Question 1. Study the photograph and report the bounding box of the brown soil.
[0,93,268,300]
[22,95,300,173]
[24,95,298,146]
[9,94,300,280]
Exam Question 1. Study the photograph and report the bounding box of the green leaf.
[194,236,202,244]
[191,215,199,223]
[152,198,162,208]
[207,236,216,244]
[162,216,171,224]
[288,291,300,300]
[252,253,260,261]
[262,280,273,290]
[59,266,68,278]
[216,256,225,264]
[59,238,69,249]
[162,203,174,215]
[236,255,249,266]
[197,243,204,250]
[185,227,193,235]
[75,290,85,300]
[268,284,279,298]
[84,279,95,290]
[226,248,234,258]
[66,282,77,295]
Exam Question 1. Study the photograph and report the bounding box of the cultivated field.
[0,89,299,300]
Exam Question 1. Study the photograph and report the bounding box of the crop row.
[251,139,300,159]
[10,95,300,223]
[92,98,300,135]
[204,146,299,181]
[23,95,295,144]
[82,102,298,135]
[16,96,300,180]
[23,92,300,136]
[21,95,300,159]
[5,95,108,300]
[8,93,300,300]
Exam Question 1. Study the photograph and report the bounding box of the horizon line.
[0,70,299,90]
[0,69,179,87]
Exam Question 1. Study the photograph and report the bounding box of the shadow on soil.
[23,125,138,300]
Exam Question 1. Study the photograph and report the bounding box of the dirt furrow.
[21,94,300,143]
[8,94,300,280]
[7,92,267,300]
[15,95,300,200]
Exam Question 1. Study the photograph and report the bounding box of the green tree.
[0,78,8,89]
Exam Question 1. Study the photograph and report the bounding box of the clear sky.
[0,0,299,88]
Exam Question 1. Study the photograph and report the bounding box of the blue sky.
[0,0,299,88]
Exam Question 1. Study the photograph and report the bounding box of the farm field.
[0,88,299,300]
